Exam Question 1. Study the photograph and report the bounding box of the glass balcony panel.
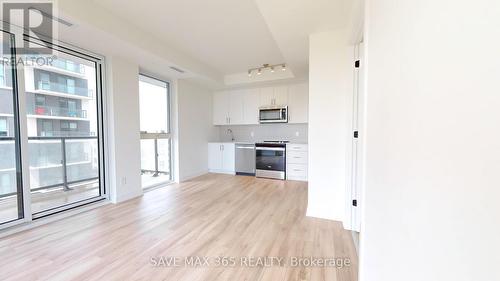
[157,138,170,174]
[30,105,87,119]
[36,80,92,98]
[28,137,100,214]
[0,140,16,195]
[65,139,99,183]
[51,58,85,75]
[140,139,156,172]
[28,139,64,189]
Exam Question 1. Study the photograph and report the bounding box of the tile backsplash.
[217,124,308,143]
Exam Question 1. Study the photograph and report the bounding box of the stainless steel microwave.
[259,106,288,123]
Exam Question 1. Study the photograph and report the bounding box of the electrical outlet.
[121,177,127,186]
[250,131,254,138]
[295,131,300,137]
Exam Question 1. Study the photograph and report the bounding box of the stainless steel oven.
[259,106,288,123]
[255,142,287,180]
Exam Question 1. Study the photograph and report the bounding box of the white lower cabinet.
[208,143,235,174]
[286,144,308,181]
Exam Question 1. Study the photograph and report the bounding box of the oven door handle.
[256,147,285,152]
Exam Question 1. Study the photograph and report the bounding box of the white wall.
[106,56,143,203]
[177,79,218,181]
[307,30,353,222]
[360,1,500,280]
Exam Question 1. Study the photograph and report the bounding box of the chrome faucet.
[227,128,235,142]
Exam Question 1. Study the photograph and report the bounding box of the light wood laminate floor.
[0,174,358,281]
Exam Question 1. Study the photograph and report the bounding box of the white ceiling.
[91,0,285,75]
[88,0,355,84]
[255,0,355,77]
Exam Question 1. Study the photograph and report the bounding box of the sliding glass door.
[0,31,23,225]
[23,38,106,218]
[139,75,172,189]
[0,27,106,226]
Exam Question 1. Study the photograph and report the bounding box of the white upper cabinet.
[273,86,289,106]
[259,87,275,106]
[243,88,260,124]
[213,91,230,125]
[212,83,308,126]
[288,83,309,124]
[260,86,288,106]
[229,90,245,125]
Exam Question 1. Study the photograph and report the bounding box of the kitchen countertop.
[209,141,308,145]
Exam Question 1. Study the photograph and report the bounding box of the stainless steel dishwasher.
[235,143,256,176]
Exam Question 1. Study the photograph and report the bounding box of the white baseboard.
[114,190,144,204]
[208,169,236,175]
[180,170,209,182]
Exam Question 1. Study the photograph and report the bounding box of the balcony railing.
[140,136,171,177]
[36,81,93,98]
[51,59,85,75]
[30,105,87,119]
[0,136,99,198]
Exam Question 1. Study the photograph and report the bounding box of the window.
[0,118,7,136]
[35,95,45,106]
[41,121,53,137]
[0,64,5,87]
[40,72,50,90]
[139,75,169,133]
[139,74,172,189]
[67,79,75,94]
[61,121,78,131]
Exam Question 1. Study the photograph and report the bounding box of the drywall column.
[177,79,218,181]
[106,56,143,203]
[360,1,500,280]
[307,30,354,222]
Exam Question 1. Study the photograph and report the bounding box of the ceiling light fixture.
[247,63,286,78]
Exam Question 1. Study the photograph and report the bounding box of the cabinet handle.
[222,145,224,151]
